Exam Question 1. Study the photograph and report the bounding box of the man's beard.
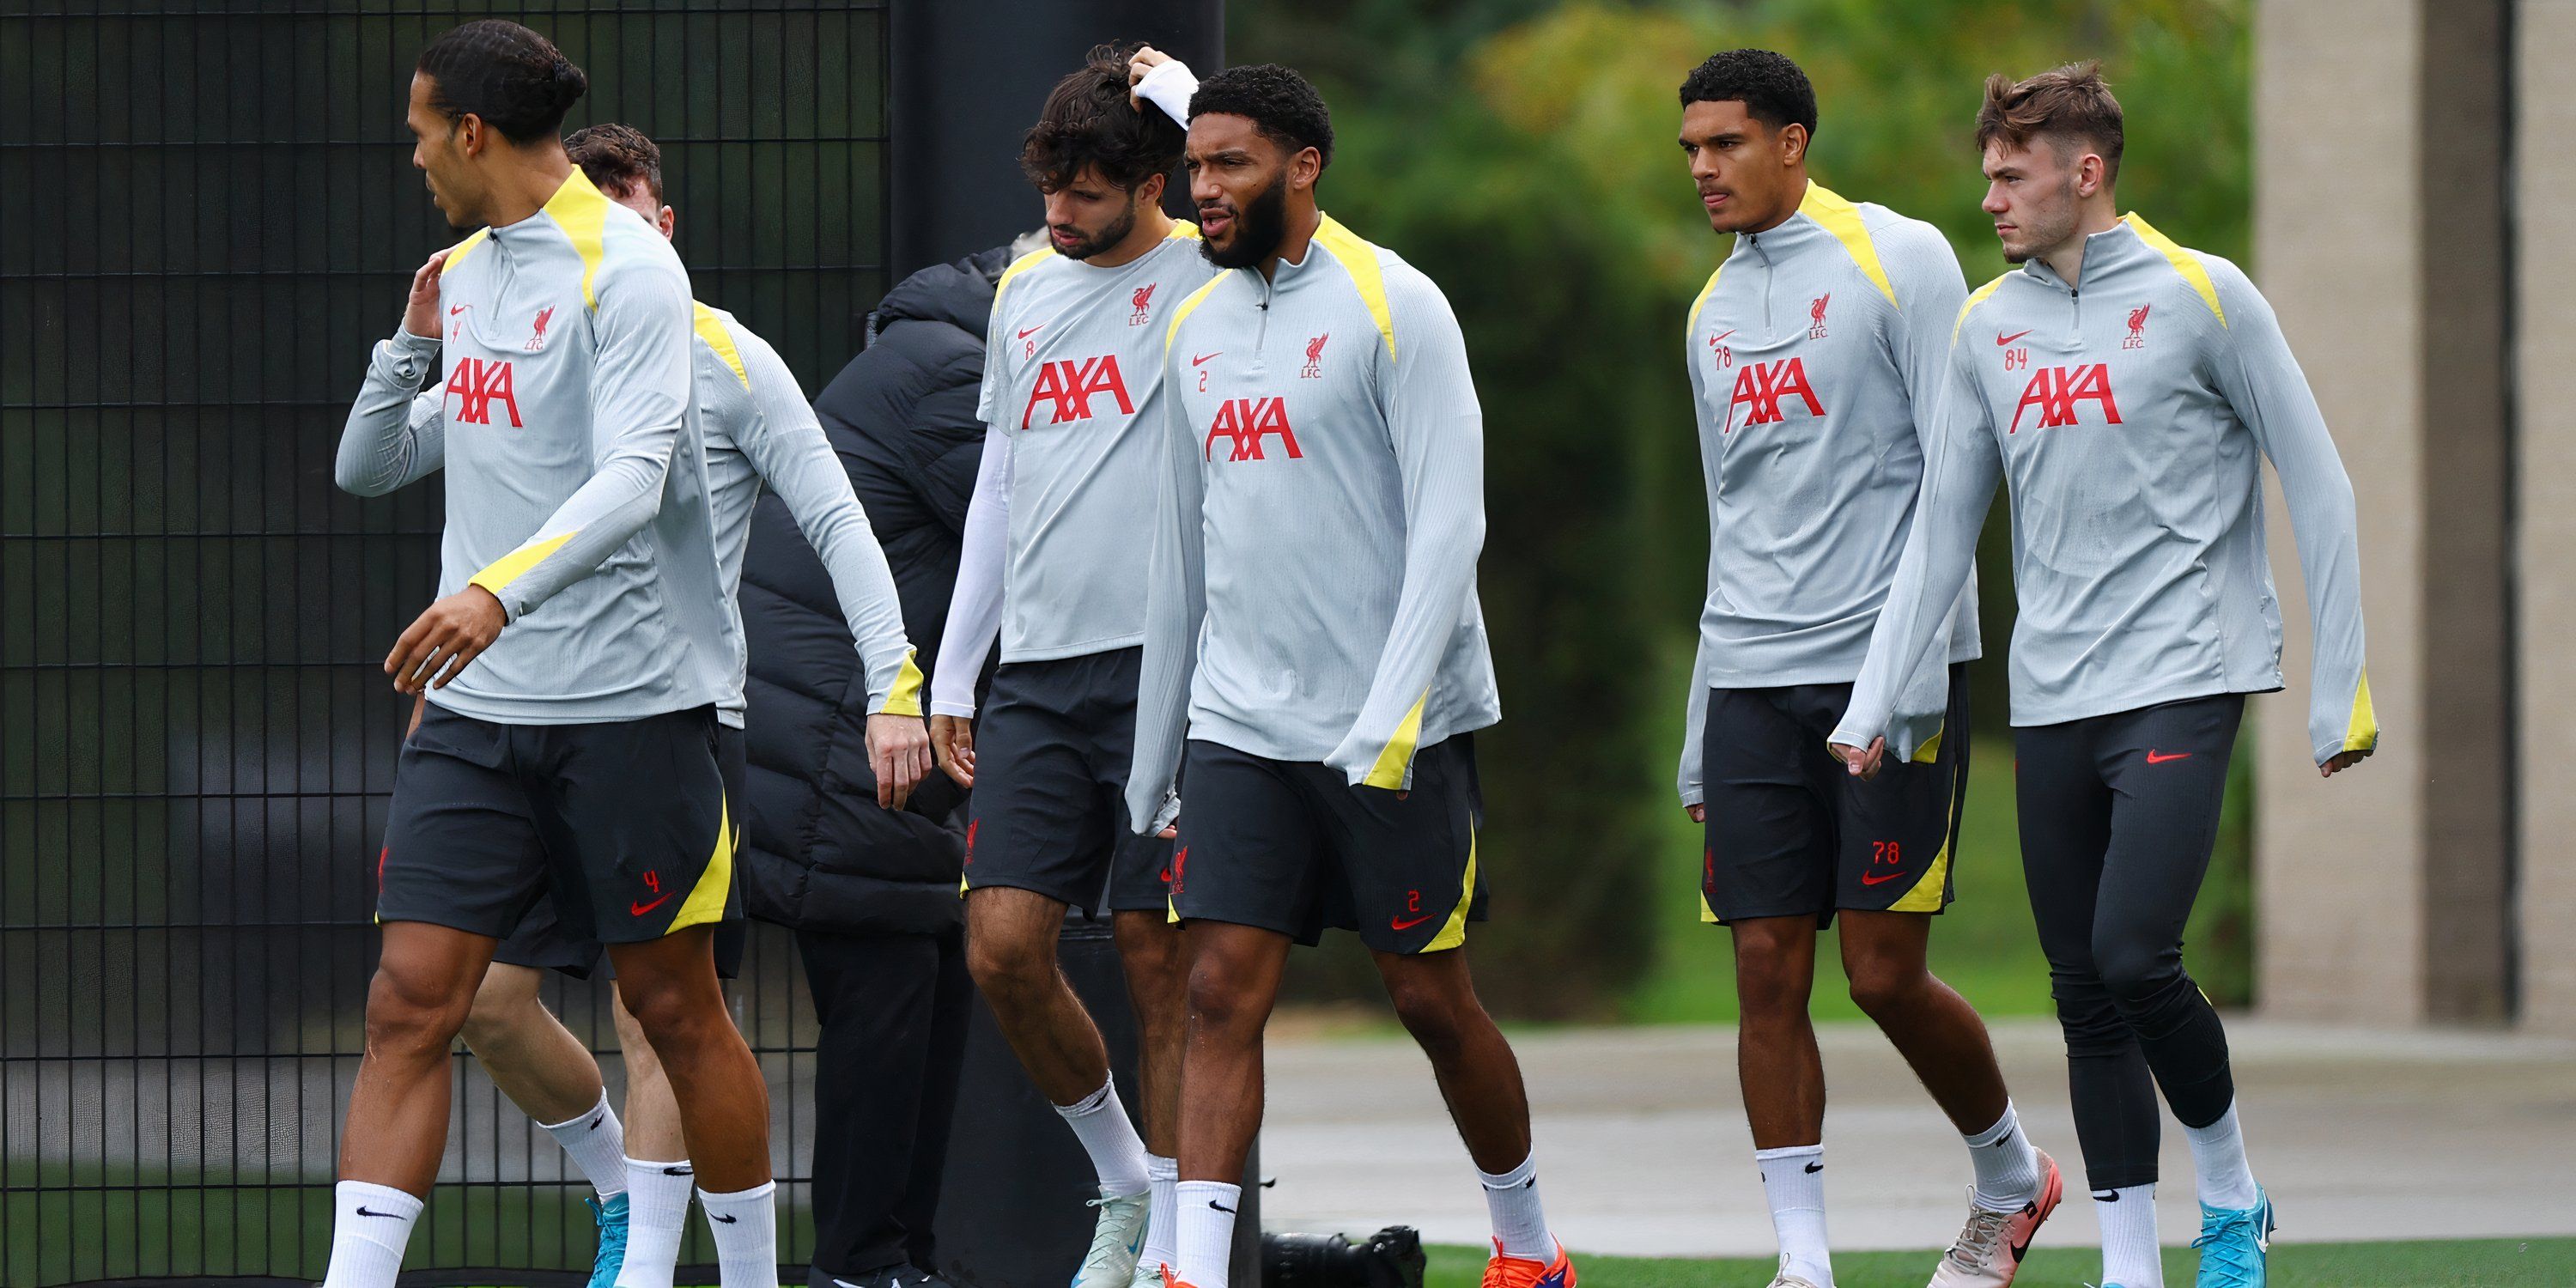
[2002,179,2081,264]
[1054,202,1138,261]
[1202,171,1290,270]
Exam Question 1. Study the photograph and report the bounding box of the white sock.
[1174,1179,1240,1288]
[1056,1078,1152,1196]
[2094,1183,2163,1288]
[1475,1152,1553,1262]
[617,1156,695,1288]
[321,1180,422,1288]
[1139,1154,1181,1279]
[1754,1145,1832,1288]
[2184,1102,2257,1210]
[1963,1102,2043,1211]
[539,1091,629,1199]
[698,1182,778,1288]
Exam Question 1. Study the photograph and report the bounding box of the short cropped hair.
[416,20,587,144]
[1976,61,2124,181]
[1187,64,1334,171]
[566,124,663,204]
[1020,42,1187,193]
[1678,48,1819,138]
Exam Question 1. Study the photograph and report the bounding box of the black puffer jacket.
[736,247,1008,936]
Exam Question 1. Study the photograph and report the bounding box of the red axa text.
[1203,397,1304,462]
[1726,357,1823,430]
[444,356,523,428]
[2008,363,2121,434]
[1021,355,1135,429]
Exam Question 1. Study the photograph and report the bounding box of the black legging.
[2014,693,2244,1191]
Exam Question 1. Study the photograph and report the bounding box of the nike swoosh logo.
[1803,1161,1823,1174]
[1018,325,1045,339]
[1389,913,1436,931]
[587,1115,604,1131]
[1208,1200,1236,1214]
[630,893,672,916]
[355,1205,403,1218]
[713,1212,738,1224]
[1710,330,1735,343]
[661,1165,694,1176]
[2009,1232,2035,1261]
[2146,750,2193,764]
[1191,352,1220,367]
[2093,1189,2121,1202]
[1858,870,1908,885]
[1996,329,2032,345]
[448,305,467,316]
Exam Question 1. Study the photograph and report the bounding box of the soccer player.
[1671,50,2058,1288]
[1830,64,2375,1288]
[1127,63,1574,1288]
[923,43,1213,1288]
[325,22,781,1288]
[420,123,933,1288]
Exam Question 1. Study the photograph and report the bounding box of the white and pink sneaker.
[1928,1150,2063,1287]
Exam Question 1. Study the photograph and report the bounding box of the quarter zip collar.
[2022,217,2146,294]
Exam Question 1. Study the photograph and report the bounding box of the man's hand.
[1127,44,1174,107]
[401,249,450,340]
[2320,745,2374,778]
[384,586,505,694]
[1830,736,1886,782]
[1686,804,1706,824]
[866,713,933,811]
[930,714,976,787]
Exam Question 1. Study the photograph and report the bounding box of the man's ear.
[1779,122,1808,167]
[1291,146,1323,192]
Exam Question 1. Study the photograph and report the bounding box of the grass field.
[1424,1237,2576,1288]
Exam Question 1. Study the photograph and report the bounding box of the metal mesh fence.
[0,3,889,1282]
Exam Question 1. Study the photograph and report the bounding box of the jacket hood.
[870,246,1013,342]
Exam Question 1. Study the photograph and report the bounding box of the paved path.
[1258,1018,2576,1257]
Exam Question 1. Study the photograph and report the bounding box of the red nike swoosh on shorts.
[2146,750,2193,764]
[1859,870,1909,886]
[1389,913,1436,931]
[630,893,672,917]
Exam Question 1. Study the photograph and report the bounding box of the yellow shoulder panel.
[1799,182,1898,307]
[542,167,614,310]
[2121,212,2226,327]
[1686,264,1725,345]
[1167,220,1203,241]
[691,301,751,390]
[1311,215,1397,361]
[995,246,1056,301]
[1163,271,1230,349]
[1953,271,2013,343]
[440,228,490,275]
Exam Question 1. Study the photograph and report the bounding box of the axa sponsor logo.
[1202,396,1303,462]
[2008,363,2121,434]
[443,356,523,427]
[1020,355,1135,429]
[1724,356,1823,431]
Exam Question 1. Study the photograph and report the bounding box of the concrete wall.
[2516,0,2576,1036]
[2251,0,2517,1025]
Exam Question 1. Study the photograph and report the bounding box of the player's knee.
[2090,932,2178,1006]
[365,964,472,1057]
[1383,974,1473,1060]
[616,974,712,1048]
[1844,955,1927,1018]
[459,971,540,1052]
[1731,949,1811,1018]
[1184,955,1264,1039]
[963,927,1054,1001]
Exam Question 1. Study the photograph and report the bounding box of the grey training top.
[1678,182,1979,806]
[1127,215,1500,832]
[1833,215,2377,767]
[337,168,728,724]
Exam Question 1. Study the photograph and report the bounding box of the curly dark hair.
[566,123,663,204]
[1020,42,1186,193]
[1678,48,1818,138]
[416,20,587,144]
[1187,64,1334,171]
